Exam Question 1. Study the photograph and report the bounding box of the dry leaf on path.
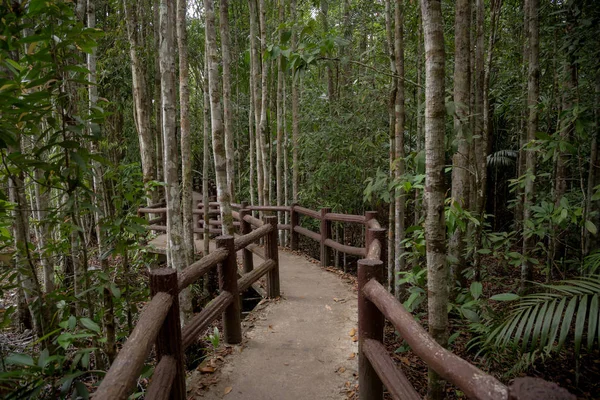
[348,353,355,359]
[325,305,332,311]
[224,386,233,395]
[348,328,356,337]
[199,366,215,373]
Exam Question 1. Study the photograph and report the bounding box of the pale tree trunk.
[320,0,335,101]
[291,0,299,203]
[551,5,576,277]
[420,0,448,398]
[516,0,530,233]
[123,0,156,204]
[177,0,194,266]
[153,0,163,184]
[33,170,53,293]
[384,0,396,294]
[249,0,264,206]
[470,0,486,279]
[283,77,289,245]
[8,142,45,340]
[276,0,284,239]
[203,57,211,256]
[414,13,423,228]
[521,0,540,293]
[258,0,270,205]
[220,0,236,200]
[450,0,471,290]
[205,0,234,235]
[249,74,256,207]
[88,0,116,362]
[159,0,192,321]
[394,0,406,300]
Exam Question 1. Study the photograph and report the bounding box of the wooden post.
[357,258,385,400]
[290,203,299,251]
[239,202,254,273]
[320,207,332,267]
[217,236,242,344]
[149,269,186,400]
[264,216,280,298]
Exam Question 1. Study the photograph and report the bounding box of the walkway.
[193,248,359,399]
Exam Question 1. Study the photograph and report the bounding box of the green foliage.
[483,275,600,359]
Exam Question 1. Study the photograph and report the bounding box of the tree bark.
[521,0,540,293]
[258,0,270,205]
[394,0,406,300]
[291,0,299,204]
[159,0,192,321]
[420,0,448,398]
[276,1,285,240]
[205,0,234,235]
[220,0,236,201]
[450,0,471,290]
[177,0,194,266]
[123,0,156,204]
[249,0,264,206]
[203,56,211,256]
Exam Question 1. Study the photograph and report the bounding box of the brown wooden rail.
[94,216,280,400]
[133,202,574,400]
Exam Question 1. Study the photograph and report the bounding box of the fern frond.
[487,275,600,358]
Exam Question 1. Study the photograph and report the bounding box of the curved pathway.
[194,249,359,399]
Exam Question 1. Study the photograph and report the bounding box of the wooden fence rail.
[94,215,280,400]
[126,202,576,400]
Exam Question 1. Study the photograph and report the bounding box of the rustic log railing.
[94,215,280,400]
[132,203,575,400]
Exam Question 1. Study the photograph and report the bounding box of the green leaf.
[490,293,520,301]
[586,220,598,235]
[110,283,121,299]
[588,294,598,350]
[80,317,100,333]
[470,282,483,300]
[574,295,588,355]
[558,296,578,351]
[5,353,34,367]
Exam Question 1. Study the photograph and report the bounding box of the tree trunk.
[153,0,163,185]
[320,0,335,101]
[450,0,471,290]
[249,0,264,206]
[384,0,396,294]
[123,0,156,204]
[159,0,192,321]
[205,0,234,235]
[177,0,194,266]
[220,0,236,200]
[521,0,540,293]
[258,0,270,205]
[291,0,299,203]
[420,0,448,398]
[276,0,285,241]
[203,56,211,256]
[394,0,406,300]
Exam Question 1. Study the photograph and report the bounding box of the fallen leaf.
[352,336,358,342]
[284,362,289,366]
[400,357,410,366]
[333,297,340,302]
[338,367,346,373]
[348,353,356,359]
[199,366,215,373]
[348,328,356,337]
[325,305,332,311]
[224,386,233,395]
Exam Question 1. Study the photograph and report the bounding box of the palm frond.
[487,149,517,168]
[486,275,600,358]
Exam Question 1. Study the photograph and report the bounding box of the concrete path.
[194,249,359,399]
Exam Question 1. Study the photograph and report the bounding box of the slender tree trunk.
[450,0,471,290]
[249,73,256,207]
[153,0,163,185]
[220,0,235,200]
[384,0,396,294]
[159,0,192,321]
[177,0,194,266]
[249,0,264,206]
[205,0,234,235]
[320,0,335,101]
[414,13,423,228]
[258,0,270,205]
[291,0,299,203]
[516,0,530,233]
[276,1,285,242]
[521,0,540,293]
[421,0,448,398]
[584,80,600,256]
[203,57,211,256]
[33,169,53,293]
[394,0,406,300]
[124,0,156,204]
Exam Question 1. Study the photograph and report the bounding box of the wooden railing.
[94,214,280,400]
[130,202,574,400]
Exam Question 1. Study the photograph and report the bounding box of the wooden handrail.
[94,292,173,400]
[238,259,276,292]
[243,213,264,227]
[234,223,272,251]
[324,212,365,223]
[178,248,229,291]
[247,205,290,212]
[139,207,167,214]
[324,238,366,257]
[294,205,321,219]
[182,291,234,350]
